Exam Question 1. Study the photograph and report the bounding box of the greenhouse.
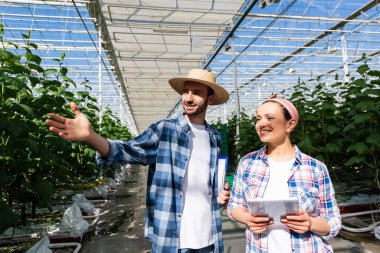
[1,0,380,252]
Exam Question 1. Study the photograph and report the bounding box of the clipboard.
[217,156,228,193]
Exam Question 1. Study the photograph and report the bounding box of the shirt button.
[179,194,183,198]
[178,214,181,218]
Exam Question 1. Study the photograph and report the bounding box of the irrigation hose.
[341,209,380,234]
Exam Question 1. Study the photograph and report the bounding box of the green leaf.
[11,62,31,74]
[27,62,44,73]
[33,180,54,205]
[64,91,75,100]
[76,91,90,98]
[28,76,40,87]
[14,138,39,154]
[352,113,373,124]
[343,123,356,132]
[362,89,380,96]
[10,103,33,116]
[0,119,8,129]
[56,86,66,96]
[0,171,9,188]
[0,75,28,90]
[87,103,99,111]
[60,67,68,76]
[21,46,31,54]
[7,120,28,137]
[366,133,380,148]
[13,189,34,202]
[43,68,57,77]
[347,142,369,155]
[25,52,41,64]
[326,143,341,153]
[0,203,19,234]
[42,80,61,89]
[367,70,380,77]
[63,76,76,87]
[28,43,38,49]
[299,137,313,150]
[326,125,340,135]
[34,87,48,95]
[2,40,19,49]
[345,156,365,167]
[0,50,14,61]
[357,64,369,75]
[321,103,336,111]
[350,78,366,88]
[37,146,53,162]
[22,32,30,39]
[355,100,375,111]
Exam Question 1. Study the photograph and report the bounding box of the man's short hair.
[207,86,214,97]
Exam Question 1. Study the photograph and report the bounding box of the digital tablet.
[246,197,299,223]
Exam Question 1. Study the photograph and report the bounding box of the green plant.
[340,58,380,189]
[0,26,119,229]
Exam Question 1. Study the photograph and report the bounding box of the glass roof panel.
[202,0,380,121]
[2,0,379,133]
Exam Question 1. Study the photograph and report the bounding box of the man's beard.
[183,100,208,116]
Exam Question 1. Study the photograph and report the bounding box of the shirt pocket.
[242,176,261,202]
[297,184,320,214]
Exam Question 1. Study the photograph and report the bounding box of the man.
[46,69,231,253]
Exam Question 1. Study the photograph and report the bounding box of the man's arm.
[46,102,110,157]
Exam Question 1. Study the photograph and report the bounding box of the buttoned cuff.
[320,214,341,240]
[95,139,117,167]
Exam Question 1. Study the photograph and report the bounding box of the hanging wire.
[30,0,37,30]
[216,0,298,78]
[206,0,298,116]
[70,0,119,97]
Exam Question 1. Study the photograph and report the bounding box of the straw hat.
[169,69,229,105]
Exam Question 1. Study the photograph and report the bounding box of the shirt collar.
[178,113,212,133]
[257,144,303,164]
[178,113,191,133]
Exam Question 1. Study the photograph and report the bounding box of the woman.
[227,95,341,253]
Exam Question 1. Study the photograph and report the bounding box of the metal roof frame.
[2,0,380,133]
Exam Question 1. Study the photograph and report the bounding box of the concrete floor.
[81,166,380,253]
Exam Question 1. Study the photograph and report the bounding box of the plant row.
[220,57,380,192]
[0,26,133,233]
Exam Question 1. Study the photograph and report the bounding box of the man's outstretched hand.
[46,102,92,142]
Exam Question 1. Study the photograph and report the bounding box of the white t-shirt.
[179,123,213,249]
[264,158,295,253]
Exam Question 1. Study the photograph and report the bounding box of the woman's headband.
[264,94,299,126]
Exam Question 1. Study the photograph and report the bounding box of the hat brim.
[169,77,229,105]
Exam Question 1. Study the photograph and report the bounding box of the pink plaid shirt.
[227,146,341,253]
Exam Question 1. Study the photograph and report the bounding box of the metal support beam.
[341,31,349,83]
[203,0,259,68]
[98,23,103,125]
[232,34,240,140]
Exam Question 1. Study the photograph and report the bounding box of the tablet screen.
[247,197,299,223]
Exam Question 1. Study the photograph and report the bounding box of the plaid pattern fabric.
[227,145,341,253]
[96,114,224,253]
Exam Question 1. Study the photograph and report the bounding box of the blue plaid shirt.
[96,114,224,253]
[228,146,341,253]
